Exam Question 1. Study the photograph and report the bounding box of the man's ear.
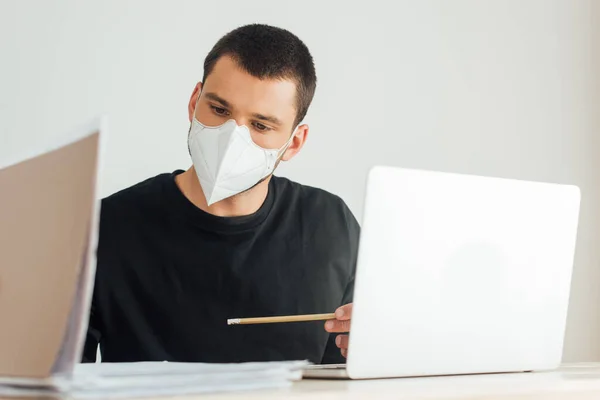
[188,82,203,122]
[281,124,309,162]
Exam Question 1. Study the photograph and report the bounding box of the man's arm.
[321,200,359,363]
[82,198,113,363]
[321,331,346,364]
[321,275,354,364]
[81,294,101,362]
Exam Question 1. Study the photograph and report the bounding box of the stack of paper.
[0,360,307,398]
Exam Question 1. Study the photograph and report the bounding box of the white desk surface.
[154,363,600,400]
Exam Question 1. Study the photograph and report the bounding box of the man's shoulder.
[273,175,343,205]
[101,171,175,216]
[272,176,358,228]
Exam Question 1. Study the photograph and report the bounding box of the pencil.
[227,313,336,325]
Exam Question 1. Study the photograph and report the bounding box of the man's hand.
[324,303,353,358]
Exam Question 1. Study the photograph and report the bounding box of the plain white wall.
[1,0,598,361]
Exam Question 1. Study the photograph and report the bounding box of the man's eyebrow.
[252,113,283,126]
[205,92,231,108]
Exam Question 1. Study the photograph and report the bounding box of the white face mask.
[188,117,295,206]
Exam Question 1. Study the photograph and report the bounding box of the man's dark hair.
[203,24,317,127]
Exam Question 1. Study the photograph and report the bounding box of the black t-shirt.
[83,171,360,364]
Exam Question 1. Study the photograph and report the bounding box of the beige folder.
[0,118,104,380]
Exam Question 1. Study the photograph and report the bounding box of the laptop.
[304,166,581,379]
[0,118,104,382]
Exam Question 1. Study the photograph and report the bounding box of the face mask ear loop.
[277,125,299,159]
[187,89,204,155]
[192,88,203,124]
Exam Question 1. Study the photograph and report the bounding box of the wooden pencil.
[227,313,336,325]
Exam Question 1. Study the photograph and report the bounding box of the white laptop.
[305,166,581,379]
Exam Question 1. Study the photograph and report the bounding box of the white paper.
[74,360,308,377]
[0,361,307,398]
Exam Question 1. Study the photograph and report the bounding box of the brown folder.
[0,119,103,379]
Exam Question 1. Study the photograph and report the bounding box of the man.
[83,24,358,365]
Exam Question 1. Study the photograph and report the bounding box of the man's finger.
[335,334,349,349]
[341,348,348,358]
[335,303,353,321]
[325,319,351,333]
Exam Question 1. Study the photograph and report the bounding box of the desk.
[157,363,600,400]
